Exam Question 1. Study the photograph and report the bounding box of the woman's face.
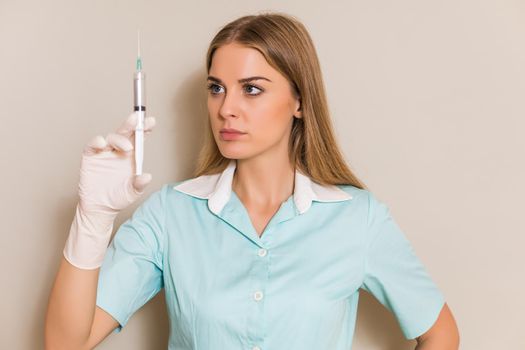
[207,42,302,161]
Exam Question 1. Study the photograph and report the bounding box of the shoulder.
[335,184,374,207]
[135,180,194,210]
[334,185,390,223]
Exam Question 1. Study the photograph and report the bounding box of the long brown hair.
[193,11,367,190]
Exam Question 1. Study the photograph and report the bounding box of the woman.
[45,12,459,350]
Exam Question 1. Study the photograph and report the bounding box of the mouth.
[219,129,246,141]
[220,128,246,134]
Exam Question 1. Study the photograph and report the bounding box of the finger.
[83,135,109,155]
[143,116,156,138]
[132,173,152,194]
[106,133,134,152]
[115,112,138,136]
[144,116,156,132]
[116,113,156,136]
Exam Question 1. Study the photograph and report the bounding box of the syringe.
[133,29,145,176]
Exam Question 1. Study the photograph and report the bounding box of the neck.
[232,156,295,208]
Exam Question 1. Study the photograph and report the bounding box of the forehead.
[209,43,279,81]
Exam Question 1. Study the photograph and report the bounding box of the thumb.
[132,173,153,194]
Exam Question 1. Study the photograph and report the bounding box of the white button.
[258,248,267,257]
[253,290,264,301]
[252,346,261,350]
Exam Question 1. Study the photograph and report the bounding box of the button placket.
[245,242,270,348]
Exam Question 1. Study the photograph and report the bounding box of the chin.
[217,145,254,160]
[219,149,247,159]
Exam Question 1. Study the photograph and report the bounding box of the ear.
[294,98,302,119]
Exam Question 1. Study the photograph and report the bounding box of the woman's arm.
[415,303,460,350]
[45,256,100,349]
[45,256,118,349]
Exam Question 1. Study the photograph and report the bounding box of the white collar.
[173,159,352,215]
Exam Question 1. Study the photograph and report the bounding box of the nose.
[218,90,241,119]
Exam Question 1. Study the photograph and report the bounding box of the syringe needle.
[136,29,142,71]
[137,29,141,57]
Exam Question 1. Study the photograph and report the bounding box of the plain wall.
[1,0,524,349]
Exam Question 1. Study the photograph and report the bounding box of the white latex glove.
[63,112,156,270]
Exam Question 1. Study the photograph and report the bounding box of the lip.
[220,128,246,134]
[220,129,246,141]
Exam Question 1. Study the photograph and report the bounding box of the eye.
[206,83,264,96]
[243,84,263,96]
[206,83,224,95]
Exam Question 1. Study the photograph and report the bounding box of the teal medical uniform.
[96,159,445,349]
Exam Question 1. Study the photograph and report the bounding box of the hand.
[63,112,156,269]
[78,112,156,216]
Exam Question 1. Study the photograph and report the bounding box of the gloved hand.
[63,112,156,269]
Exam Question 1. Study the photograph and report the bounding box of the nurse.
[45,11,460,350]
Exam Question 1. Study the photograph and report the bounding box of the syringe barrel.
[133,71,146,112]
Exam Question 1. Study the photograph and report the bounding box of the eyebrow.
[207,75,272,84]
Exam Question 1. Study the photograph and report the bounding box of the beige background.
[1,0,524,349]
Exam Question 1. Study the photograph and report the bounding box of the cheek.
[207,99,220,127]
[250,100,292,139]
[207,97,215,113]
[262,95,292,123]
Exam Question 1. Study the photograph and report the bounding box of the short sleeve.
[95,184,167,334]
[360,192,446,340]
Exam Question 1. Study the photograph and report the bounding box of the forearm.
[44,256,99,349]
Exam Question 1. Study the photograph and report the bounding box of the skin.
[207,42,460,348]
[415,303,460,349]
[207,42,302,236]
